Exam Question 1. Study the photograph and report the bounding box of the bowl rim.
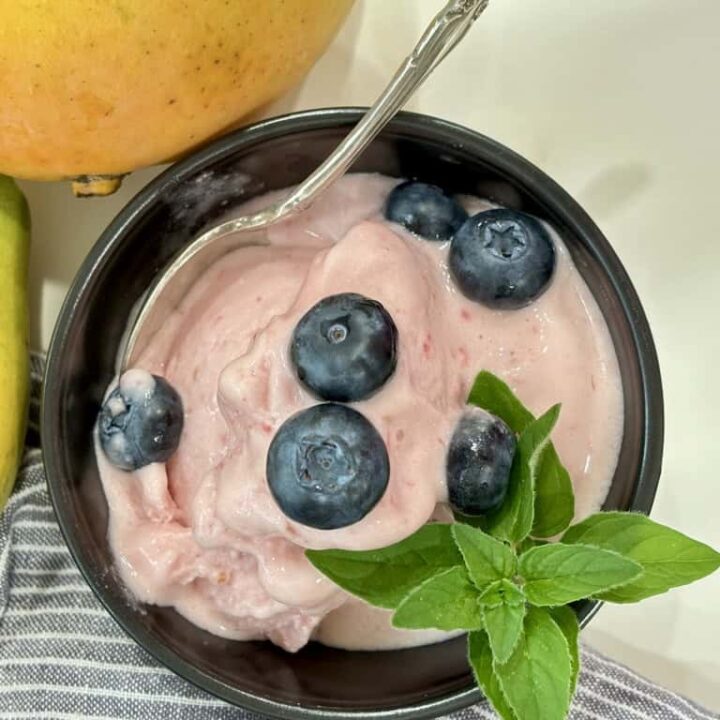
[42,107,664,720]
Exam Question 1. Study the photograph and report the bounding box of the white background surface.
[18,0,720,711]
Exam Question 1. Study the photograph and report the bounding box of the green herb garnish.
[468,371,575,537]
[306,371,720,720]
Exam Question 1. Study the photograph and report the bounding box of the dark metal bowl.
[42,109,664,719]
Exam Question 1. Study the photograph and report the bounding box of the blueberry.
[267,403,389,530]
[446,409,516,515]
[449,209,556,309]
[98,370,183,471]
[384,181,468,241]
[290,293,398,402]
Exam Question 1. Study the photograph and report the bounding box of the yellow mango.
[0,0,353,194]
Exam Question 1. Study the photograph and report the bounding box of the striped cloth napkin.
[0,355,716,720]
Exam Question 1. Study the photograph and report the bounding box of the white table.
[20,0,720,711]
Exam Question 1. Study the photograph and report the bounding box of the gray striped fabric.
[0,355,716,720]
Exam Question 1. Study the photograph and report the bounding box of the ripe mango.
[0,1,353,195]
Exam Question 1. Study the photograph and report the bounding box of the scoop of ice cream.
[95,173,623,652]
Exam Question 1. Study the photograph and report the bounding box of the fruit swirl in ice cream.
[95,173,623,652]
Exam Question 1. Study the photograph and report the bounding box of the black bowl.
[43,109,664,719]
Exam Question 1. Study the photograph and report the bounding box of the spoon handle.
[276,0,489,216]
[225,0,489,233]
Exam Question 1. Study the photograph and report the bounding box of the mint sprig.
[306,370,720,720]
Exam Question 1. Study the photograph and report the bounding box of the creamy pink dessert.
[96,173,623,652]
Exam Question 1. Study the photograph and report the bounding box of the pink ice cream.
[96,173,623,652]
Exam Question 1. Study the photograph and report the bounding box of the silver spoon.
[120,0,490,369]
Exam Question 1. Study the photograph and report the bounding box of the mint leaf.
[467,371,574,537]
[481,405,561,543]
[468,631,519,720]
[468,371,534,431]
[479,579,526,663]
[306,523,462,609]
[494,606,573,720]
[483,601,526,665]
[549,606,580,696]
[392,565,483,631]
[452,524,516,589]
[562,512,720,603]
[519,543,642,606]
[532,446,574,538]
